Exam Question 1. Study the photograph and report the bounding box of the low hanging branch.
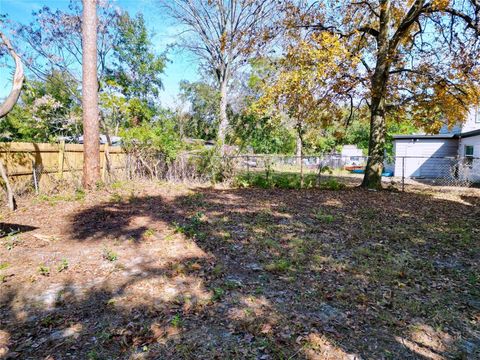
[0,31,24,117]
[0,30,25,211]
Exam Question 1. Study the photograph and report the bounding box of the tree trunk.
[217,74,229,156]
[296,126,304,188]
[0,32,24,118]
[296,132,302,165]
[0,161,16,211]
[0,31,25,210]
[362,101,387,189]
[81,0,100,189]
[361,0,391,190]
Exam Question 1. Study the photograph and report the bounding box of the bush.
[194,148,236,183]
[120,121,183,177]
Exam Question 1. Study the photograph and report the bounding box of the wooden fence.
[0,142,126,190]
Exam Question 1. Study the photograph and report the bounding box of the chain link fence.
[225,154,480,190]
[4,146,480,195]
[119,152,480,191]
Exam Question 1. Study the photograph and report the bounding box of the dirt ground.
[0,181,479,359]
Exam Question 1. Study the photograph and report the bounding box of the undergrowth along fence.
[232,154,480,190]
[126,152,480,190]
[1,141,479,195]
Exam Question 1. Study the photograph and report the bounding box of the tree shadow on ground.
[0,223,37,238]
[1,187,479,359]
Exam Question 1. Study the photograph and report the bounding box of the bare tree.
[15,0,118,86]
[161,0,276,154]
[0,30,25,210]
[82,0,100,188]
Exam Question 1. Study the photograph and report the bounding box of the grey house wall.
[458,134,480,182]
[394,139,458,178]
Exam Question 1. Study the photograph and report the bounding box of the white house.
[393,107,480,182]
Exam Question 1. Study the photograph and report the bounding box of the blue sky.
[0,0,200,108]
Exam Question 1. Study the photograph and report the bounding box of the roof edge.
[458,129,480,138]
[393,134,457,140]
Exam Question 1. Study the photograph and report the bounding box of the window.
[465,145,474,157]
[465,145,474,166]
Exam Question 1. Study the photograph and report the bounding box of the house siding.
[458,134,480,182]
[394,139,458,178]
[461,108,480,132]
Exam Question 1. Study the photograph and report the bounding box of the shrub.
[194,148,236,182]
[120,121,183,177]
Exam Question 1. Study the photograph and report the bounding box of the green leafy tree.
[107,12,167,103]
[179,80,220,140]
[98,11,169,131]
[229,113,296,154]
[99,92,129,137]
[1,71,82,142]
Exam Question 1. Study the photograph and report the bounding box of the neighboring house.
[393,107,480,182]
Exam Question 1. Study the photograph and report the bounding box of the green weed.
[314,211,335,223]
[212,287,225,301]
[57,259,69,272]
[265,258,291,273]
[38,265,50,276]
[143,228,155,238]
[109,192,123,203]
[171,314,183,328]
[102,248,118,262]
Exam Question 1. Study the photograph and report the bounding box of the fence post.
[101,143,109,182]
[402,156,405,192]
[32,160,39,195]
[57,140,65,179]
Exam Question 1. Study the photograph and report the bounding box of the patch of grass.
[265,258,292,273]
[358,207,379,220]
[224,279,243,290]
[181,192,205,206]
[38,264,50,276]
[173,212,206,239]
[262,238,281,250]
[109,192,123,203]
[102,248,118,262]
[171,314,183,328]
[40,314,58,327]
[314,211,335,223]
[235,172,347,190]
[56,259,69,272]
[38,189,85,204]
[0,262,10,270]
[212,264,223,276]
[86,350,102,360]
[318,178,346,190]
[143,228,156,238]
[74,188,86,201]
[110,180,127,190]
[212,287,225,301]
